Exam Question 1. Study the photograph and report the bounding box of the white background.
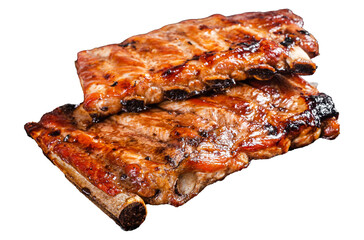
[1,0,363,239]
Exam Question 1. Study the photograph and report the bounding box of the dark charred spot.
[187,138,200,147]
[198,130,209,138]
[204,51,215,58]
[104,74,111,80]
[199,24,209,30]
[307,93,339,120]
[165,155,178,167]
[236,38,261,52]
[164,89,189,100]
[118,43,128,47]
[144,156,151,160]
[112,148,117,151]
[110,81,118,87]
[84,146,93,154]
[278,107,288,112]
[155,147,165,154]
[264,124,278,136]
[199,51,216,65]
[100,106,109,112]
[297,29,310,35]
[81,187,91,196]
[162,69,171,76]
[154,189,161,197]
[165,155,172,162]
[191,55,200,61]
[162,64,185,78]
[63,134,70,142]
[148,68,155,72]
[208,79,236,92]
[90,114,101,123]
[285,119,307,132]
[48,130,60,137]
[122,99,147,112]
[120,174,128,180]
[118,40,137,49]
[237,39,257,47]
[293,63,316,75]
[285,93,338,132]
[280,36,295,47]
[59,104,76,115]
[227,19,241,25]
[247,68,275,80]
[187,41,193,45]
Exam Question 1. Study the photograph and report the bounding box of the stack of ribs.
[25,9,340,230]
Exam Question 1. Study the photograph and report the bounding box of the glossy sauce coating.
[76,9,319,118]
[25,75,339,206]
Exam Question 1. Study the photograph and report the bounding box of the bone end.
[118,201,147,231]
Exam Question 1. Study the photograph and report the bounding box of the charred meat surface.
[76,9,319,118]
[25,75,339,206]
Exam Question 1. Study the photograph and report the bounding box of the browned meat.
[76,9,319,118]
[25,74,339,207]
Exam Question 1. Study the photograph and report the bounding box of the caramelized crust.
[76,9,319,118]
[25,75,339,206]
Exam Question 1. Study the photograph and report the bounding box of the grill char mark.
[284,93,339,133]
[121,99,147,112]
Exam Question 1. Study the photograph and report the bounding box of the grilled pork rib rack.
[25,74,339,229]
[25,9,339,230]
[76,9,319,119]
